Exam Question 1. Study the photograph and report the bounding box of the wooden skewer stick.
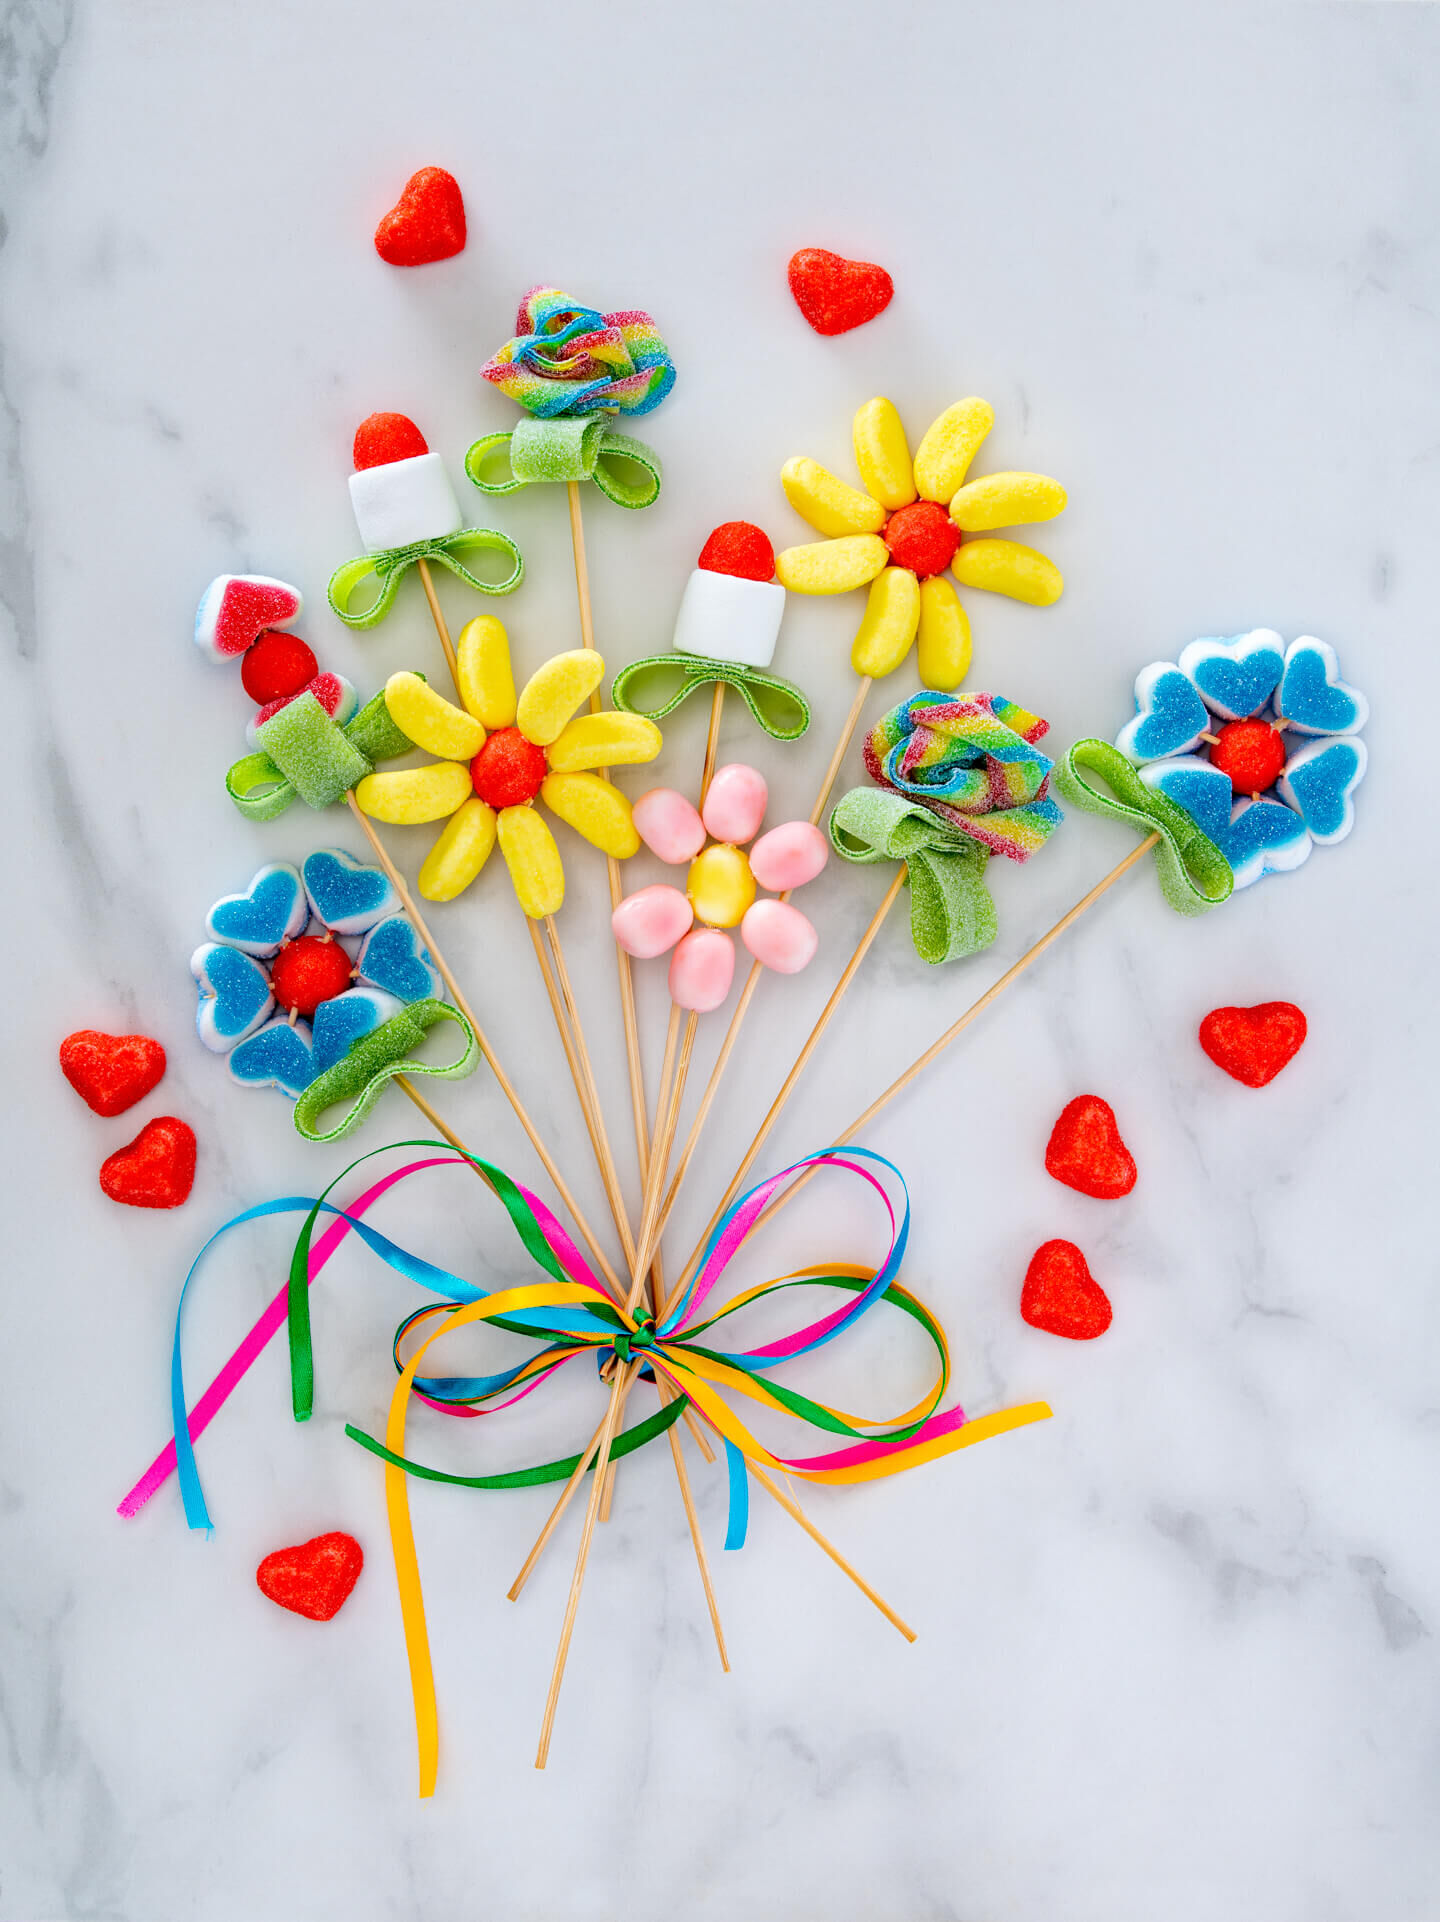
[748,1462,915,1641]
[344,794,623,1301]
[700,682,725,795]
[544,913,637,1272]
[655,1377,729,1669]
[414,557,459,684]
[749,834,1164,1237]
[631,1010,698,1291]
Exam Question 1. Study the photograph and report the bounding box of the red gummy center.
[1209,718,1287,794]
[698,521,775,582]
[269,936,353,1017]
[471,727,548,808]
[353,412,430,470]
[241,630,319,705]
[882,500,960,579]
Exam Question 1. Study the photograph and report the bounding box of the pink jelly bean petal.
[611,885,694,959]
[748,819,829,891]
[668,927,735,1011]
[741,900,818,975]
[701,763,768,846]
[632,788,707,864]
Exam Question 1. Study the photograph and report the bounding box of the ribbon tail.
[723,1439,750,1550]
[327,553,404,630]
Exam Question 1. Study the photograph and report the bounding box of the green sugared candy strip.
[293,999,479,1144]
[1054,738,1233,915]
[345,681,421,763]
[465,418,662,510]
[253,691,371,810]
[611,652,810,742]
[830,787,998,964]
[225,681,425,820]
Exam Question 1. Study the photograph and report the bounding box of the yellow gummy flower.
[356,616,661,913]
[775,396,1066,688]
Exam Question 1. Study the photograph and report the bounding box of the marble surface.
[3,3,1439,1917]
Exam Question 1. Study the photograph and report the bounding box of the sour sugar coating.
[374,167,466,267]
[348,412,464,552]
[270,936,354,1018]
[194,574,303,663]
[248,673,357,744]
[672,521,786,671]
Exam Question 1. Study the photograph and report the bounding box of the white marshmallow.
[672,569,785,671]
[348,453,464,553]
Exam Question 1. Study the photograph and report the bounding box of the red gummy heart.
[1200,1002,1307,1087]
[256,1532,363,1621]
[353,411,429,470]
[60,1029,166,1117]
[787,247,894,336]
[373,167,466,266]
[698,521,775,582]
[99,1116,196,1209]
[1045,1094,1137,1199]
[1021,1240,1112,1340]
[208,577,302,658]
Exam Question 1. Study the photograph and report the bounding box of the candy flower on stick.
[613,764,829,1011]
[777,396,1066,689]
[355,624,661,910]
[191,850,478,1142]
[611,521,811,744]
[328,413,524,630]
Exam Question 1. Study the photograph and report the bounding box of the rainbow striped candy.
[863,691,1062,861]
[481,285,675,419]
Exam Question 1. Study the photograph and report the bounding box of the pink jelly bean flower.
[611,763,829,1010]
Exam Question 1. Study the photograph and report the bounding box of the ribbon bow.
[326,527,524,630]
[865,691,1063,861]
[224,685,417,821]
[610,650,811,742]
[829,788,998,962]
[292,1001,479,1144]
[1053,739,1233,914]
[466,416,664,510]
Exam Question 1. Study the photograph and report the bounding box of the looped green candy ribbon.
[224,685,419,821]
[464,415,663,510]
[829,787,999,963]
[292,1000,479,1144]
[610,651,811,742]
[1054,738,1234,914]
[326,527,525,630]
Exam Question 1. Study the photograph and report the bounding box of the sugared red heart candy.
[787,248,894,336]
[1021,1240,1112,1340]
[256,1532,364,1621]
[1199,1002,1307,1087]
[373,167,466,267]
[99,1116,196,1209]
[1044,1094,1137,1199]
[698,521,776,582]
[60,1029,166,1117]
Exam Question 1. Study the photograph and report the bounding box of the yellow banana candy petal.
[355,762,473,825]
[546,711,662,773]
[515,650,606,746]
[384,672,485,761]
[497,805,565,918]
[456,615,517,729]
[418,797,498,902]
[780,457,886,538]
[916,576,972,691]
[852,398,916,511]
[851,566,921,679]
[912,398,994,503]
[540,772,640,858]
[775,534,889,596]
[953,539,1064,607]
[687,843,756,930]
[949,472,1067,533]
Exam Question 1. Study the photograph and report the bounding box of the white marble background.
[3,3,1439,1917]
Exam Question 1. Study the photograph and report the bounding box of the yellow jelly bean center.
[686,842,756,929]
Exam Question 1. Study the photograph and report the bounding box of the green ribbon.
[224,685,421,822]
[347,1395,685,1488]
[327,528,525,630]
[292,1001,480,1145]
[1053,739,1234,915]
[611,652,811,742]
[830,787,999,964]
[464,415,663,510]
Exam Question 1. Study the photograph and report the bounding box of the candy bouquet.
[115,251,1368,1798]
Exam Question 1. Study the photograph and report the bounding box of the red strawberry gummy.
[1210,719,1287,794]
[1021,1240,1112,1340]
[373,167,466,267]
[698,521,776,582]
[99,1116,196,1209]
[1199,1002,1307,1087]
[1044,1095,1137,1200]
[270,937,353,1018]
[787,248,894,336]
[352,411,430,470]
[471,727,548,808]
[256,1532,364,1621]
[241,631,318,706]
[60,1029,166,1117]
[883,500,960,579]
